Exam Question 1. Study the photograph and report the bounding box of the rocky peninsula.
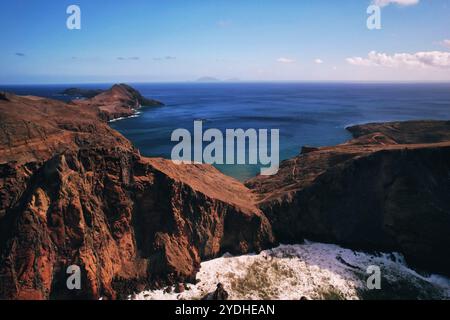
[0,84,449,299]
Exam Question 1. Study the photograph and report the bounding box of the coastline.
[108,109,142,123]
[133,241,450,300]
[1,84,450,300]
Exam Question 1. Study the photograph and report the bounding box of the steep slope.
[247,121,450,276]
[71,84,164,121]
[0,90,274,300]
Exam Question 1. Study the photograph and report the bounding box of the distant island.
[225,78,241,82]
[196,76,221,82]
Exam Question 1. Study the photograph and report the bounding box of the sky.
[0,0,449,84]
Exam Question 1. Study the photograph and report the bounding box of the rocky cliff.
[71,84,164,121]
[0,88,274,300]
[247,120,450,276]
[1,83,449,300]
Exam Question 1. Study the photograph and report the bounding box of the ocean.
[2,82,450,180]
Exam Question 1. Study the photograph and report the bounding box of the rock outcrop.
[61,88,104,99]
[0,90,274,300]
[71,84,164,121]
[247,120,450,276]
[202,283,229,300]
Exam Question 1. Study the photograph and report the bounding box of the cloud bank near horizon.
[347,51,450,69]
[372,0,420,7]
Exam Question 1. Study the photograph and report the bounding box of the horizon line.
[2,80,450,86]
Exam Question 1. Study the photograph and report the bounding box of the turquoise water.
[3,82,450,180]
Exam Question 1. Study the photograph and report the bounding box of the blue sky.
[1,0,449,84]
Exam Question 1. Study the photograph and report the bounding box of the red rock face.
[71,84,164,121]
[0,90,274,300]
[247,121,450,276]
[132,158,274,285]
[2,85,449,299]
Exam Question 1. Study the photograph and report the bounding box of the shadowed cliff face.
[0,89,274,300]
[247,121,450,276]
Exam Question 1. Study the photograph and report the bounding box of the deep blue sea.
[2,82,450,180]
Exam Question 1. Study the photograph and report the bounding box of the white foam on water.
[132,241,450,300]
[108,112,141,123]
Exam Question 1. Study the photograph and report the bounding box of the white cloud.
[440,40,450,48]
[314,59,324,64]
[346,50,450,68]
[277,57,296,64]
[372,0,420,7]
[346,56,374,67]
